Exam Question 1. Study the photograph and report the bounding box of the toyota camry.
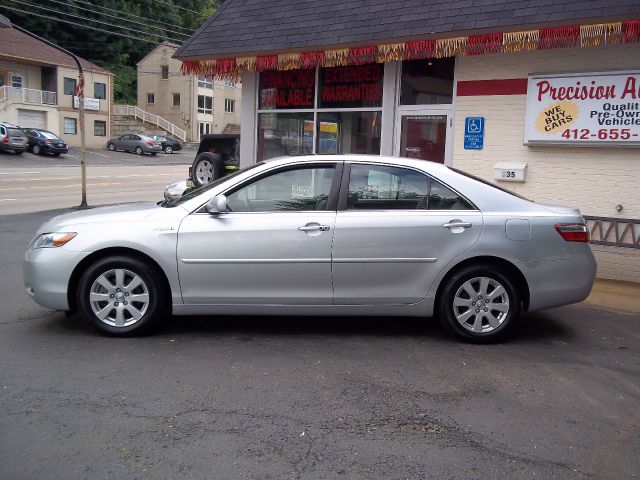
[24,156,596,341]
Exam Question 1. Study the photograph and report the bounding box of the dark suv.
[0,123,27,154]
[191,134,240,187]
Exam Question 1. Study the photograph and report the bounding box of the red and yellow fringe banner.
[539,26,580,50]
[180,20,640,78]
[467,33,503,55]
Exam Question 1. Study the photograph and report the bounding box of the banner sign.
[319,63,383,108]
[73,96,100,111]
[259,69,315,109]
[524,71,640,146]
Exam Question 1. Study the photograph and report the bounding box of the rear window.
[8,128,25,137]
[40,131,60,140]
[449,167,532,202]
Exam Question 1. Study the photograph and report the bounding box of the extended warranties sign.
[524,70,640,146]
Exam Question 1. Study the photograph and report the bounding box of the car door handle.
[298,225,330,232]
[442,222,472,229]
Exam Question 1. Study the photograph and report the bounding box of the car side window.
[226,166,335,212]
[346,164,472,210]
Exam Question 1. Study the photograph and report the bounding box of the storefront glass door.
[395,111,451,164]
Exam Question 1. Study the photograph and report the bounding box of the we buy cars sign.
[524,71,640,145]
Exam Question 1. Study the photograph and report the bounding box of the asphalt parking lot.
[1,208,638,479]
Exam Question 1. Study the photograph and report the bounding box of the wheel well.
[67,247,171,313]
[435,256,530,312]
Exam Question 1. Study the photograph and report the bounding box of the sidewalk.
[582,279,640,315]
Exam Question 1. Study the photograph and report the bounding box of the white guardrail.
[0,86,57,106]
[113,105,187,141]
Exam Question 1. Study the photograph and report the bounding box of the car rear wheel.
[107,143,116,151]
[76,256,166,336]
[32,145,41,155]
[135,146,143,155]
[438,265,520,343]
[192,152,224,187]
[165,145,173,154]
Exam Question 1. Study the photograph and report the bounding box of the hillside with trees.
[1,0,219,103]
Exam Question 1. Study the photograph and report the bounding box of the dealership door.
[394,109,452,164]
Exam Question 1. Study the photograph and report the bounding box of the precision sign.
[524,71,640,145]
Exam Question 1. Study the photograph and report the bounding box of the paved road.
[0,148,194,215]
[1,209,638,479]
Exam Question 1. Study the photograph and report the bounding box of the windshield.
[449,167,532,202]
[162,162,265,207]
[40,131,60,140]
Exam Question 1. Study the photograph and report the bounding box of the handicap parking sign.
[464,117,485,150]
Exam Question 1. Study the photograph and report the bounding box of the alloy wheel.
[452,276,510,334]
[195,160,213,185]
[165,146,173,154]
[89,268,149,328]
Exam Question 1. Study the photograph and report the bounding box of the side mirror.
[205,194,227,214]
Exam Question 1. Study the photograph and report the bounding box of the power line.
[4,0,184,43]
[151,0,208,16]
[0,4,163,44]
[68,0,196,34]
[40,0,192,38]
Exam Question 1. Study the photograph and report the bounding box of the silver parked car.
[106,134,162,155]
[24,156,596,341]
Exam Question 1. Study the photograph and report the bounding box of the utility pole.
[0,14,88,207]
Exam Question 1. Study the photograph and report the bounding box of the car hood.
[37,202,184,232]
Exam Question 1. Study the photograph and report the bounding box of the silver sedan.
[24,156,596,341]
[106,134,162,155]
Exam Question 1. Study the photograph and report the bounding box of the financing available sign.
[524,71,640,146]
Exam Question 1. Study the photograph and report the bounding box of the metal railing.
[112,104,187,141]
[0,86,57,106]
[585,216,640,249]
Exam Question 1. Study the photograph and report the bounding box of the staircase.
[112,105,186,141]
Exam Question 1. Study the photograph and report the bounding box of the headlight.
[32,232,77,249]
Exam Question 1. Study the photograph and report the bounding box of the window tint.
[347,164,472,210]
[226,166,334,212]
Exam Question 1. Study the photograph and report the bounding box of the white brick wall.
[453,44,640,282]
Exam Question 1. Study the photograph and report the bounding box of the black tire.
[32,145,41,155]
[165,145,173,154]
[53,153,61,157]
[13,151,23,155]
[135,146,143,155]
[192,152,224,187]
[76,255,167,336]
[151,152,157,156]
[107,143,116,152]
[437,265,521,343]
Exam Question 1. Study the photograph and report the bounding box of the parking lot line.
[88,150,110,158]
[0,198,16,202]
[0,171,41,175]
[0,172,182,183]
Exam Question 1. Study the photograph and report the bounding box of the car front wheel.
[107,143,116,151]
[438,265,520,343]
[76,256,166,336]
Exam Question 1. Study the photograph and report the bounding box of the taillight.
[2,136,7,144]
[145,140,153,146]
[555,223,589,242]
[45,140,54,145]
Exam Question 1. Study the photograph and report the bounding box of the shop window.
[226,166,335,212]
[257,112,313,161]
[94,82,106,99]
[64,117,77,135]
[94,120,106,136]
[161,65,169,80]
[64,77,76,95]
[172,93,181,107]
[400,57,455,105]
[259,69,315,110]
[198,95,212,114]
[316,111,381,155]
[319,63,384,109]
[224,99,235,113]
[146,93,155,104]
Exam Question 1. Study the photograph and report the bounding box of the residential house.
[0,26,113,148]
[137,42,241,142]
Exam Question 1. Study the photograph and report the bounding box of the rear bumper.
[521,247,597,311]
[1,143,27,152]
[42,145,68,154]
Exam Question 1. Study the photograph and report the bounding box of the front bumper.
[23,247,89,311]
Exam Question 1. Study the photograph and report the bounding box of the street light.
[0,13,88,208]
